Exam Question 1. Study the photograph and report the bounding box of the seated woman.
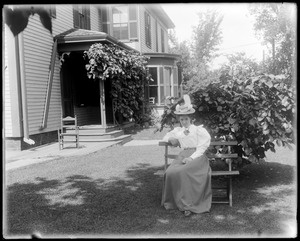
[162,95,212,217]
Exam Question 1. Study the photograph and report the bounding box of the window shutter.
[159,67,164,85]
[173,68,178,97]
[145,11,151,48]
[159,66,164,105]
[173,68,178,85]
[101,6,110,34]
[161,29,165,53]
[73,5,80,28]
[144,12,148,45]
[85,6,91,30]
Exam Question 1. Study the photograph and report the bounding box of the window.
[146,66,179,105]
[161,29,165,53]
[160,67,171,105]
[172,68,179,97]
[112,6,129,40]
[148,67,158,104]
[73,5,90,30]
[145,11,151,48]
[101,5,137,41]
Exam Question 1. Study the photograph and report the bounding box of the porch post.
[99,79,106,127]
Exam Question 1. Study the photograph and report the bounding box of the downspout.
[17,32,35,145]
[137,5,145,114]
[137,5,142,53]
[40,39,57,130]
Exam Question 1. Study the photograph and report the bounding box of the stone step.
[79,125,120,133]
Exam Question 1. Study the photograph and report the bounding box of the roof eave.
[55,29,137,52]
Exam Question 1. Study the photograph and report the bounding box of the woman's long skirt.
[162,149,212,213]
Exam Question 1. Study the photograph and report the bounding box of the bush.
[159,73,295,166]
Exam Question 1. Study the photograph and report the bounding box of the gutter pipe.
[40,39,57,130]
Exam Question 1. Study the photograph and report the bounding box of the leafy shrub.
[158,74,295,166]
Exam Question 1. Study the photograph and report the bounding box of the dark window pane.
[161,29,165,52]
[103,23,109,34]
[102,6,108,22]
[149,86,158,103]
[149,67,157,85]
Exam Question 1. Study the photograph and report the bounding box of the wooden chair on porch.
[58,115,79,150]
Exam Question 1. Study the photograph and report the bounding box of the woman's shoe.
[184,210,192,217]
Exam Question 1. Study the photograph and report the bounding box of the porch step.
[79,125,120,133]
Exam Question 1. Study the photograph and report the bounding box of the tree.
[185,9,224,91]
[168,30,194,92]
[221,52,260,79]
[191,9,224,64]
[3,5,52,36]
[249,3,296,82]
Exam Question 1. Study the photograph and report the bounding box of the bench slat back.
[159,141,238,146]
[160,141,238,171]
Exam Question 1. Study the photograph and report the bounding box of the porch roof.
[143,52,181,60]
[54,28,137,52]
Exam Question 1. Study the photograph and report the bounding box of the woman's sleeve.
[190,126,211,160]
[162,127,180,142]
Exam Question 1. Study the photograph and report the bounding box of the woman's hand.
[182,157,193,164]
[168,137,180,147]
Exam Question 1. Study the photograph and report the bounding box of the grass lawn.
[4,127,297,238]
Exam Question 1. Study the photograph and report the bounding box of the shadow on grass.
[4,162,296,238]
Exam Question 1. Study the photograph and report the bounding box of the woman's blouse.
[162,124,211,160]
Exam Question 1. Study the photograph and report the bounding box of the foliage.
[249,3,296,80]
[191,9,224,64]
[158,73,295,167]
[185,9,224,92]
[168,30,194,89]
[84,43,151,124]
[3,5,52,36]
[223,52,260,76]
[168,9,224,93]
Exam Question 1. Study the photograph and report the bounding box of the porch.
[62,122,134,143]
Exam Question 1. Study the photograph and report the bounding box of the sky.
[161,3,268,69]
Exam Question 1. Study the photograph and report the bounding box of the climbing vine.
[84,43,151,123]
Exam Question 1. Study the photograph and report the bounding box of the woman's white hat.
[174,94,195,115]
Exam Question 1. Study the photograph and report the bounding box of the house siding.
[21,5,79,136]
[139,6,156,53]
[138,5,169,54]
[52,5,74,36]
[156,21,169,53]
[90,5,101,31]
[4,27,13,137]
[5,4,177,149]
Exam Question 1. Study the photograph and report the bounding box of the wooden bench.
[157,141,240,206]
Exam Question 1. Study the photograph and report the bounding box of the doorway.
[61,52,101,125]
